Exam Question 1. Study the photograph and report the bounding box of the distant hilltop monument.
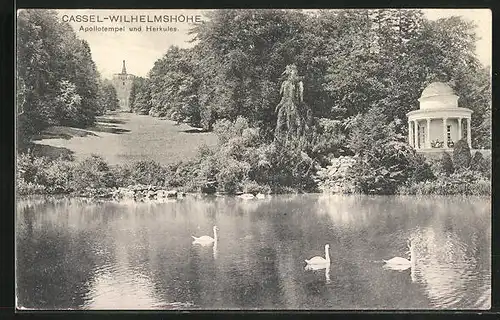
[112,60,135,111]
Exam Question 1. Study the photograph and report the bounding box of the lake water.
[16,194,491,310]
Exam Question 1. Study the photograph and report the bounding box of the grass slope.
[32,112,218,166]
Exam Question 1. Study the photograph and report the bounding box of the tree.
[274,64,311,143]
[452,139,472,171]
[133,78,153,115]
[147,46,201,125]
[191,9,322,133]
[129,76,146,113]
[97,79,120,115]
[321,10,490,143]
[410,17,491,148]
[136,9,491,170]
[17,9,64,136]
[54,80,82,125]
[16,9,102,150]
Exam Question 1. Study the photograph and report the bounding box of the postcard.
[15,8,491,310]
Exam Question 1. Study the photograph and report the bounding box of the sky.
[55,9,492,79]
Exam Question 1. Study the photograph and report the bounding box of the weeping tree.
[274,64,312,145]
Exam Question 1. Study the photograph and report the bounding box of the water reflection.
[304,264,331,284]
[408,227,490,309]
[213,241,218,260]
[16,195,490,310]
[85,263,162,309]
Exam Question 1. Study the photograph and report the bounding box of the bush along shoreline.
[18,121,491,199]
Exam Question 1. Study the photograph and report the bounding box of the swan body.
[192,235,214,242]
[305,263,327,271]
[305,244,330,265]
[192,226,218,244]
[237,193,255,200]
[383,258,411,271]
[384,257,410,265]
[306,257,328,264]
[383,240,414,271]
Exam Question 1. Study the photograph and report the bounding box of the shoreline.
[16,185,491,201]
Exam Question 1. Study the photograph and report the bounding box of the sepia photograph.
[15,8,491,310]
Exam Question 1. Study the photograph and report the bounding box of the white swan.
[192,226,218,245]
[383,240,414,271]
[237,193,255,200]
[305,244,330,266]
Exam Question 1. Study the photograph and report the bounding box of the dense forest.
[17,9,491,196]
[130,9,491,149]
[16,9,120,150]
[125,9,491,195]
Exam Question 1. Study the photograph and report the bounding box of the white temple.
[406,82,473,153]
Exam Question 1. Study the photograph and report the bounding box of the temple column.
[457,117,462,141]
[414,120,419,149]
[467,118,472,148]
[408,121,413,147]
[426,118,431,148]
[442,117,448,148]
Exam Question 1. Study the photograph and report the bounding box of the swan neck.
[213,228,218,240]
[325,247,330,262]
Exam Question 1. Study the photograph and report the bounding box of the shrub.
[215,157,250,194]
[346,107,434,195]
[44,158,74,194]
[128,160,167,186]
[315,156,356,194]
[17,153,75,195]
[409,153,435,182]
[241,180,271,195]
[398,176,490,196]
[350,140,433,195]
[186,117,319,194]
[17,179,47,195]
[439,152,454,176]
[482,153,492,179]
[449,169,485,183]
[70,155,116,194]
[110,164,133,187]
[399,166,490,196]
[166,160,203,191]
[241,127,261,146]
[470,151,490,178]
[255,142,317,193]
[470,151,484,170]
[213,116,249,144]
[17,153,51,186]
[309,118,349,162]
[453,139,471,171]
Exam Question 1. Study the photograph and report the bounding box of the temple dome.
[418,82,458,109]
[420,82,455,99]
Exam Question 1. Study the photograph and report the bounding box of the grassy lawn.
[32,112,218,166]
